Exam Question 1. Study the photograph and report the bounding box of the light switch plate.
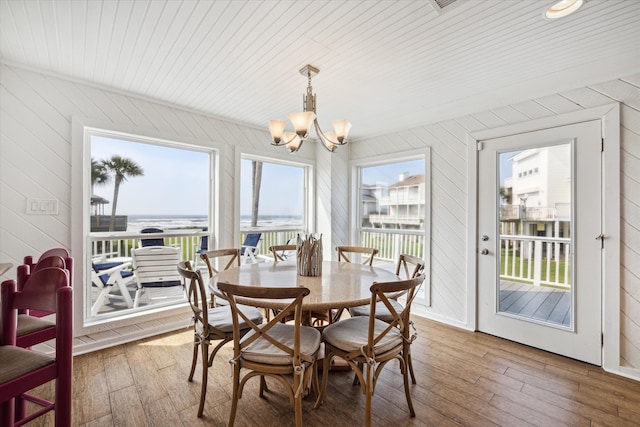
[26,198,59,215]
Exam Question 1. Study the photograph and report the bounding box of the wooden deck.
[499,280,571,327]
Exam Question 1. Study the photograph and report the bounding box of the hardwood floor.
[21,316,640,426]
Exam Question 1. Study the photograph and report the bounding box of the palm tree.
[91,158,110,193]
[251,161,263,227]
[101,155,144,231]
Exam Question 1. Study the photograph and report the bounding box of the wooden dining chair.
[331,245,380,322]
[177,261,263,418]
[1,267,73,427]
[336,245,379,266]
[217,282,321,427]
[200,248,241,307]
[348,253,425,383]
[314,274,425,427]
[269,244,296,262]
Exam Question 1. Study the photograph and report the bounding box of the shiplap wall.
[0,63,332,337]
[351,74,640,374]
[1,62,638,375]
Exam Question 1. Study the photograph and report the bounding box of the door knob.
[481,235,489,241]
[480,249,489,255]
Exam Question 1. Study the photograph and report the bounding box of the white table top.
[212,260,399,311]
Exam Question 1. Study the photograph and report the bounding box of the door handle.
[480,249,489,255]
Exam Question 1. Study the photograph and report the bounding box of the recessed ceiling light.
[544,0,584,19]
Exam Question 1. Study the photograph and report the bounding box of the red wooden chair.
[22,248,70,271]
[15,254,73,349]
[0,267,73,427]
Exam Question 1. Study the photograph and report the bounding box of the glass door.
[477,120,602,365]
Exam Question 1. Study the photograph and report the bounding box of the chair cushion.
[197,304,263,334]
[0,345,55,384]
[16,314,55,336]
[241,323,321,365]
[322,316,402,355]
[142,280,182,288]
[348,299,404,323]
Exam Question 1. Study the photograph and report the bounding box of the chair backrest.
[395,254,425,279]
[22,247,70,270]
[17,255,72,317]
[336,246,379,266]
[367,274,425,351]
[269,244,297,262]
[218,282,310,364]
[2,267,72,341]
[0,268,73,425]
[140,227,165,247]
[200,248,240,279]
[240,233,262,256]
[131,246,181,287]
[177,261,209,336]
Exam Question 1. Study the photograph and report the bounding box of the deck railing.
[360,228,426,262]
[500,234,571,289]
[90,227,425,265]
[90,228,306,262]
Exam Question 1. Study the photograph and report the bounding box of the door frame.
[466,103,620,371]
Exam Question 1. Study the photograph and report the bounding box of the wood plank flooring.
[21,316,640,426]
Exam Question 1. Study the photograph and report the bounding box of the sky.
[92,136,427,217]
[239,159,304,217]
[361,159,424,185]
[91,136,209,215]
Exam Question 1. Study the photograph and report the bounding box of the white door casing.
[477,120,601,365]
[466,104,620,371]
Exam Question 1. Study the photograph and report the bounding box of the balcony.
[368,214,423,227]
[500,203,571,222]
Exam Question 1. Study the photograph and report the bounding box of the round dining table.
[211,260,400,312]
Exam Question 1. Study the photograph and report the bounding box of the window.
[354,153,430,306]
[86,129,213,322]
[239,155,311,254]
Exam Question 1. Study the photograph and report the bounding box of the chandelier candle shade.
[269,64,352,153]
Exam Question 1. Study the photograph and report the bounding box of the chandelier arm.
[313,119,339,153]
[271,133,302,147]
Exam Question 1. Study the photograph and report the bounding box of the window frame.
[237,152,315,238]
[351,149,431,307]
[72,117,220,333]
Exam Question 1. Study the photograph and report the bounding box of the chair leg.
[1,399,15,426]
[228,365,241,427]
[188,335,199,382]
[364,362,374,427]
[197,342,208,417]
[408,352,417,384]
[259,375,268,397]
[402,353,416,418]
[294,376,303,427]
[56,368,73,427]
[314,352,331,409]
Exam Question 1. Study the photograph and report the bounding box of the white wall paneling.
[1,61,639,378]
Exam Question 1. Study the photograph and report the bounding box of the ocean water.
[126,215,302,232]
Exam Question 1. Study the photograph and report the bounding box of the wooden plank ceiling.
[1,0,638,140]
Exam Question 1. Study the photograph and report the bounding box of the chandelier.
[268,64,352,153]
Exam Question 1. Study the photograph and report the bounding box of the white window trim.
[235,150,315,243]
[350,148,431,308]
[71,116,224,337]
